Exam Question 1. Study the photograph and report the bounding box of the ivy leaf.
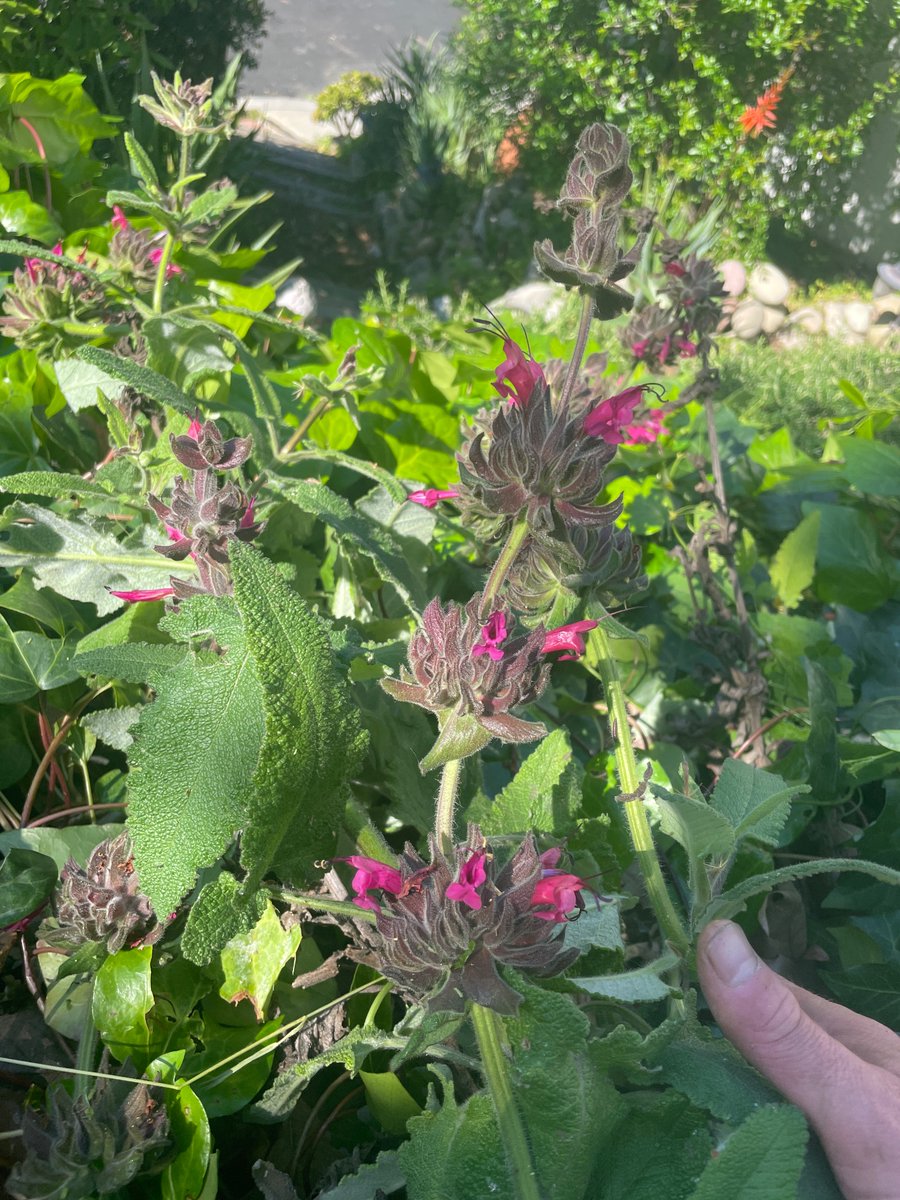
[0,614,79,700]
[230,542,368,891]
[769,510,821,611]
[219,901,302,1020]
[0,848,58,926]
[823,963,900,1030]
[688,1105,808,1200]
[285,480,427,618]
[0,501,182,615]
[0,190,63,240]
[92,946,154,1069]
[125,596,266,917]
[709,760,808,847]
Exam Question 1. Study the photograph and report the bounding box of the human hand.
[697,919,900,1200]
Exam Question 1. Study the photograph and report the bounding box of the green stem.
[74,982,98,1103]
[479,518,530,618]
[57,321,131,338]
[558,293,594,411]
[471,1003,543,1200]
[265,888,377,923]
[592,626,689,955]
[435,757,462,853]
[152,136,190,314]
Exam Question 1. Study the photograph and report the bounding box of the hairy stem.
[479,518,530,618]
[471,1003,543,1200]
[74,983,98,1103]
[592,626,689,955]
[558,293,594,411]
[152,136,190,314]
[435,756,462,852]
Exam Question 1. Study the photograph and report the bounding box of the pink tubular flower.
[539,846,563,870]
[678,339,698,358]
[583,386,645,443]
[493,338,545,407]
[239,497,257,529]
[148,247,183,279]
[407,488,460,508]
[623,410,667,446]
[111,205,130,232]
[530,872,588,922]
[186,418,203,439]
[472,611,508,661]
[631,339,650,360]
[446,851,488,910]
[541,619,598,661]
[108,586,176,603]
[338,855,403,913]
[664,261,686,278]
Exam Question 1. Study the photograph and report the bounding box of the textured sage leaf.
[77,345,194,413]
[219,901,302,1020]
[709,760,808,846]
[651,786,735,861]
[571,952,680,1002]
[688,1105,807,1200]
[0,470,114,498]
[562,901,624,957]
[230,542,368,890]
[181,873,268,967]
[590,1091,711,1200]
[286,480,427,617]
[125,596,266,916]
[75,641,189,683]
[0,501,182,615]
[285,1152,404,1200]
[92,946,154,1067]
[53,358,128,414]
[0,848,58,926]
[80,706,141,750]
[769,510,821,610]
[478,728,575,835]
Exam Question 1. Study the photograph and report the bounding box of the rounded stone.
[843,301,872,335]
[760,304,787,334]
[276,275,317,320]
[876,262,900,292]
[748,262,791,306]
[786,306,824,335]
[868,322,899,349]
[730,298,766,340]
[872,294,900,320]
[718,259,747,297]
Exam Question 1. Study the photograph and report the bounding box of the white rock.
[843,301,872,334]
[786,306,824,334]
[872,294,900,320]
[730,298,766,340]
[868,321,899,349]
[748,263,791,307]
[760,304,787,334]
[276,276,317,320]
[876,262,900,292]
[489,281,565,320]
[823,301,864,344]
[718,259,747,297]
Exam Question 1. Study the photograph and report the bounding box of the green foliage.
[0,846,57,924]
[688,1105,808,1200]
[453,0,899,255]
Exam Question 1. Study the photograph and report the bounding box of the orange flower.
[739,82,784,137]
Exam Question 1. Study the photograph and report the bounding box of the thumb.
[697,920,896,1154]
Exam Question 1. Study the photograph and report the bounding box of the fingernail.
[705,922,760,988]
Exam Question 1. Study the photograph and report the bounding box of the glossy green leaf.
[219,901,302,1020]
[840,438,900,497]
[0,613,79,700]
[0,824,123,872]
[162,1083,211,1200]
[0,847,58,926]
[92,945,154,1067]
[824,963,900,1030]
[0,189,63,240]
[359,1069,422,1135]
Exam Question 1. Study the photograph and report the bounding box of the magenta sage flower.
[678,339,698,358]
[623,410,667,446]
[407,488,460,508]
[530,871,589,922]
[541,618,598,661]
[108,586,177,603]
[583,386,646,443]
[446,850,488,910]
[337,855,403,913]
[494,337,545,407]
[111,205,130,232]
[472,611,508,661]
[148,247,183,279]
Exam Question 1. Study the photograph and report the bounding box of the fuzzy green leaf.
[75,641,188,683]
[286,480,427,617]
[76,345,194,413]
[0,470,114,498]
[770,511,821,611]
[652,787,735,861]
[709,760,808,846]
[125,596,266,916]
[53,358,128,414]
[0,501,182,615]
[479,729,576,836]
[591,1091,711,1200]
[571,953,680,1002]
[688,1105,808,1200]
[302,1152,405,1199]
[230,542,368,890]
[181,873,267,968]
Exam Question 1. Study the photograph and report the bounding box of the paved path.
[242,0,459,100]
